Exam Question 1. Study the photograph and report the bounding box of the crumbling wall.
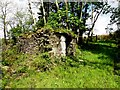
[17,28,76,57]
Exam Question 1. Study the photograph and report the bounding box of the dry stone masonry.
[17,28,76,57]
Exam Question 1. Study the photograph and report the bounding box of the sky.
[0,0,119,38]
[93,0,118,35]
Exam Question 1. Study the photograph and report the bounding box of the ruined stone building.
[17,28,77,57]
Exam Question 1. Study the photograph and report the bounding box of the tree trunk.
[87,5,104,43]
[3,21,7,45]
[90,3,94,42]
[79,2,83,21]
[55,0,59,11]
[44,2,50,22]
[83,3,88,26]
[28,0,36,26]
[77,2,83,44]
[41,0,46,25]
[71,2,74,14]
[64,0,69,29]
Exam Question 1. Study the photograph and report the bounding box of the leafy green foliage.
[47,7,86,31]
[9,25,23,38]
[36,18,44,28]
[110,4,120,24]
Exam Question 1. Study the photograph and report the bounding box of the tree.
[55,0,59,10]
[86,2,111,42]
[36,1,52,28]
[7,7,35,45]
[43,1,87,42]
[28,0,36,26]
[36,1,110,45]
[0,1,12,45]
[110,0,120,47]
[37,0,47,26]
[110,0,120,24]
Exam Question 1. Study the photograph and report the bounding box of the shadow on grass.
[80,41,120,75]
[98,40,117,44]
[81,41,117,62]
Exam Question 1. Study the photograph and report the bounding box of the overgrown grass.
[8,65,118,88]
[1,40,120,88]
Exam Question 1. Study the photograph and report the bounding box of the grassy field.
[1,40,120,88]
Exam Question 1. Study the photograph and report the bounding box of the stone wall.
[17,28,76,57]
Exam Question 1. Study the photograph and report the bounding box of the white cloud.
[94,14,110,35]
[93,0,118,35]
